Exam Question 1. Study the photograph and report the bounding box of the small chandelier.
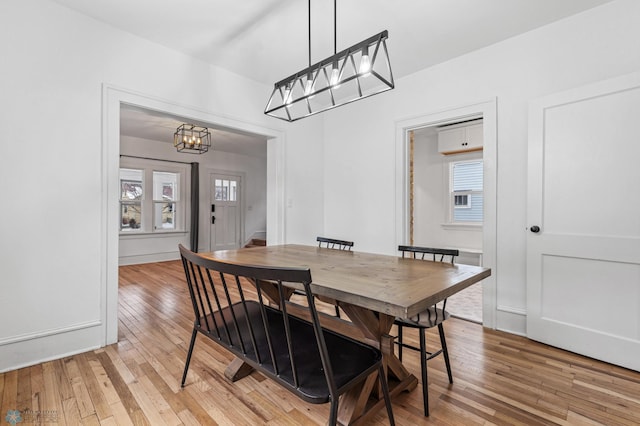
[173,124,211,154]
[265,0,394,122]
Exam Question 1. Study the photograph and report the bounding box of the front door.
[526,72,640,371]
[210,173,241,252]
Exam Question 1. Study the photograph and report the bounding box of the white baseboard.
[495,305,527,336]
[0,321,103,373]
[119,251,180,266]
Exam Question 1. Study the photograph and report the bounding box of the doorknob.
[530,225,540,233]
[211,216,216,224]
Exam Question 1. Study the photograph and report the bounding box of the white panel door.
[527,72,640,371]
[210,173,241,252]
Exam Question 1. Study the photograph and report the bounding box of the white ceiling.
[120,105,268,158]
[52,0,613,155]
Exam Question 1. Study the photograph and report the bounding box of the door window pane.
[214,178,237,201]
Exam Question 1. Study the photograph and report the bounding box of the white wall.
[118,135,268,265]
[0,0,323,372]
[321,0,640,334]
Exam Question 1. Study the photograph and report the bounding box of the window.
[214,178,237,201]
[450,160,483,223]
[119,160,187,234]
[153,171,179,230]
[120,169,143,231]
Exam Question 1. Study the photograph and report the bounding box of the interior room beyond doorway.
[410,118,484,323]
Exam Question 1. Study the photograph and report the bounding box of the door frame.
[208,170,245,251]
[395,99,498,328]
[102,84,286,345]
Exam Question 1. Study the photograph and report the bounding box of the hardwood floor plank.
[63,357,96,419]
[2,260,640,425]
[107,400,135,426]
[42,361,67,425]
[92,351,150,426]
[0,374,5,413]
[16,367,32,412]
[138,361,211,425]
[29,363,45,418]
[62,396,82,426]
[87,352,121,406]
[0,369,17,416]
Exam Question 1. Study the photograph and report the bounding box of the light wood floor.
[2,260,640,425]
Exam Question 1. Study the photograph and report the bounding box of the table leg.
[337,305,418,425]
[224,357,254,382]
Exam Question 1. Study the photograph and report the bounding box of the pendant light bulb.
[359,45,371,76]
[284,83,293,105]
[330,61,341,88]
[304,72,315,98]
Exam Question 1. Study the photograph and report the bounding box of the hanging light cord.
[334,0,337,55]
[308,0,311,67]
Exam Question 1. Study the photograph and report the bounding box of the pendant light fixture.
[265,0,394,122]
[174,124,212,154]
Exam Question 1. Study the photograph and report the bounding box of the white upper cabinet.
[438,122,483,155]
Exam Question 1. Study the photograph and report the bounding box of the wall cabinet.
[438,122,483,154]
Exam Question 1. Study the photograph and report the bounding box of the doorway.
[395,100,497,328]
[210,172,242,251]
[409,120,484,323]
[102,84,286,346]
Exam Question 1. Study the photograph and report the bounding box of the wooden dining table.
[203,244,491,424]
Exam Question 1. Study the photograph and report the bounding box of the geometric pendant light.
[173,124,212,154]
[265,1,394,122]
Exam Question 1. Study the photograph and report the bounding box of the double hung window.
[153,171,178,230]
[119,160,186,233]
[450,160,483,223]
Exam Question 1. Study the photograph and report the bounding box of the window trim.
[119,158,188,235]
[444,157,484,227]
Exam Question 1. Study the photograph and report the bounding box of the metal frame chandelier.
[173,124,212,154]
[265,0,394,122]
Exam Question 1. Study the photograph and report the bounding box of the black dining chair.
[316,236,354,251]
[395,245,459,417]
[314,237,354,317]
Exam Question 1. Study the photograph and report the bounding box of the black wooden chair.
[395,245,459,417]
[316,236,354,251]
[315,236,354,317]
[178,244,394,425]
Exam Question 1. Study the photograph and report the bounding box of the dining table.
[202,244,491,424]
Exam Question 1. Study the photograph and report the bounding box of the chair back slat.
[277,281,299,387]
[303,284,338,392]
[317,236,354,251]
[398,245,459,265]
[228,272,257,359]
[254,282,280,374]
[205,269,228,340]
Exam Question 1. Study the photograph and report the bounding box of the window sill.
[441,223,483,231]
[119,230,187,238]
